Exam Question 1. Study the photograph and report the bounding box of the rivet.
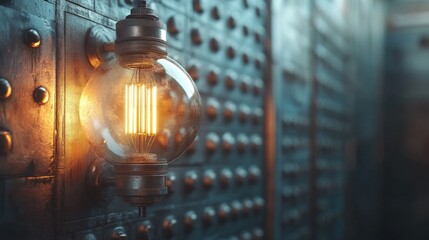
[254,32,261,43]
[203,169,216,190]
[250,135,262,151]
[222,132,235,153]
[240,77,250,93]
[206,98,220,119]
[24,29,41,48]
[255,7,261,18]
[184,171,198,193]
[223,101,237,121]
[111,227,127,240]
[166,173,176,194]
[239,104,251,122]
[248,166,261,184]
[162,215,177,238]
[207,70,218,86]
[231,201,242,218]
[206,133,220,153]
[243,0,249,8]
[252,108,264,124]
[192,0,203,13]
[235,168,247,186]
[255,58,261,69]
[219,169,233,189]
[203,207,216,227]
[190,29,203,45]
[218,203,231,223]
[253,197,265,213]
[187,65,199,81]
[0,78,12,99]
[226,46,235,59]
[136,220,155,240]
[211,7,220,20]
[225,74,235,89]
[253,79,263,95]
[242,199,253,217]
[209,38,220,52]
[252,228,264,240]
[241,231,252,240]
[184,211,198,233]
[242,25,249,36]
[227,16,236,29]
[33,86,49,105]
[167,17,180,36]
[242,53,249,64]
[81,234,97,240]
[0,131,12,155]
[237,134,249,152]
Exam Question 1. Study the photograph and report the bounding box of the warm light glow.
[125,83,157,136]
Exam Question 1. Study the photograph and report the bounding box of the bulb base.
[115,156,168,208]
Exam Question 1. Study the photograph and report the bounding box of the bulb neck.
[115,155,168,207]
[115,4,167,68]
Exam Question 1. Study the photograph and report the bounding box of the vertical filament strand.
[125,83,157,136]
[152,86,157,135]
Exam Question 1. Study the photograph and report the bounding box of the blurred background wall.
[1,0,429,239]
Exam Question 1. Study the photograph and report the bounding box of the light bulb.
[81,56,201,163]
[80,2,202,212]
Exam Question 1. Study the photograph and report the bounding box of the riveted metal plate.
[0,6,55,177]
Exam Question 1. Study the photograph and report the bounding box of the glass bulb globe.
[80,54,202,164]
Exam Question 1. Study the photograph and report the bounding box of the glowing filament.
[125,83,157,136]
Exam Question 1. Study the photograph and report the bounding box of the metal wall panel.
[58,0,266,239]
[0,0,385,239]
[383,2,429,239]
[270,0,383,239]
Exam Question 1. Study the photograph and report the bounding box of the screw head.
[0,78,12,99]
[81,234,97,240]
[167,17,180,36]
[24,29,41,48]
[137,220,155,240]
[187,65,199,81]
[33,86,49,105]
[0,131,12,155]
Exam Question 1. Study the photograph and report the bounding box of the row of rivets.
[316,161,343,172]
[97,213,229,239]
[191,2,263,30]
[206,133,262,153]
[203,197,265,227]
[282,186,310,202]
[317,74,343,94]
[282,116,309,128]
[282,68,307,83]
[187,65,263,94]
[282,138,309,150]
[226,228,264,240]
[282,164,309,178]
[206,99,263,123]
[282,207,310,226]
[190,29,263,66]
[318,139,341,153]
[318,120,347,134]
[316,180,342,194]
[317,211,341,225]
[318,99,346,118]
[173,166,261,194]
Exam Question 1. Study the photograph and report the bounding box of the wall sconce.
[80,0,202,216]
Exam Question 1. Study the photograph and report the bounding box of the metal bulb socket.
[115,154,168,208]
[115,4,167,67]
